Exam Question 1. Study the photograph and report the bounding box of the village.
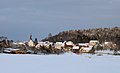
[0,35,118,55]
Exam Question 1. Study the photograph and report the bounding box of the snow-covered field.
[0,53,120,73]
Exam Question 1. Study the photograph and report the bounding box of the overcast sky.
[0,0,120,41]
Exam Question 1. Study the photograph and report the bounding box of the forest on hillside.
[42,27,120,50]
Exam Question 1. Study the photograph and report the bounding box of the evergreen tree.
[48,33,52,38]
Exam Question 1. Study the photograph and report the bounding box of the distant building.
[103,42,117,49]
[64,41,74,52]
[28,35,34,47]
[78,43,93,53]
[54,42,63,49]
[80,46,93,53]
[65,41,74,47]
[78,43,89,47]
[72,46,80,53]
[89,40,99,46]
[35,43,41,49]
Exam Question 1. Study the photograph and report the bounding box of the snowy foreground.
[0,53,120,73]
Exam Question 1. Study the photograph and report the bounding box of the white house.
[89,40,99,46]
[54,42,64,49]
[65,41,74,47]
[71,46,80,53]
[80,46,93,53]
[78,43,93,53]
[103,42,116,49]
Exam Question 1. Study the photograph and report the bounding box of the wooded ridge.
[42,27,120,50]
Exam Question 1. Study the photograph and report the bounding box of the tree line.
[42,27,120,50]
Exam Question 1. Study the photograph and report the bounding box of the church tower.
[28,35,34,47]
[29,35,32,41]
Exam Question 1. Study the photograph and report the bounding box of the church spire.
[29,35,32,40]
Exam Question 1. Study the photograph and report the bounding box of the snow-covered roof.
[72,46,79,49]
[104,42,112,45]
[27,50,34,53]
[82,47,92,51]
[90,40,99,43]
[18,42,25,45]
[78,43,89,46]
[56,42,63,45]
[4,50,11,52]
[66,41,74,45]
[55,45,62,49]
[12,42,18,45]
[4,48,20,51]
[39,41,53,45]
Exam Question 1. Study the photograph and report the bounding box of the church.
[28,35,34,47]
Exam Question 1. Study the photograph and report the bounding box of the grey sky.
[0,0,120,41]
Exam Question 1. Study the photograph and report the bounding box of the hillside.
[42,27,120,49]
